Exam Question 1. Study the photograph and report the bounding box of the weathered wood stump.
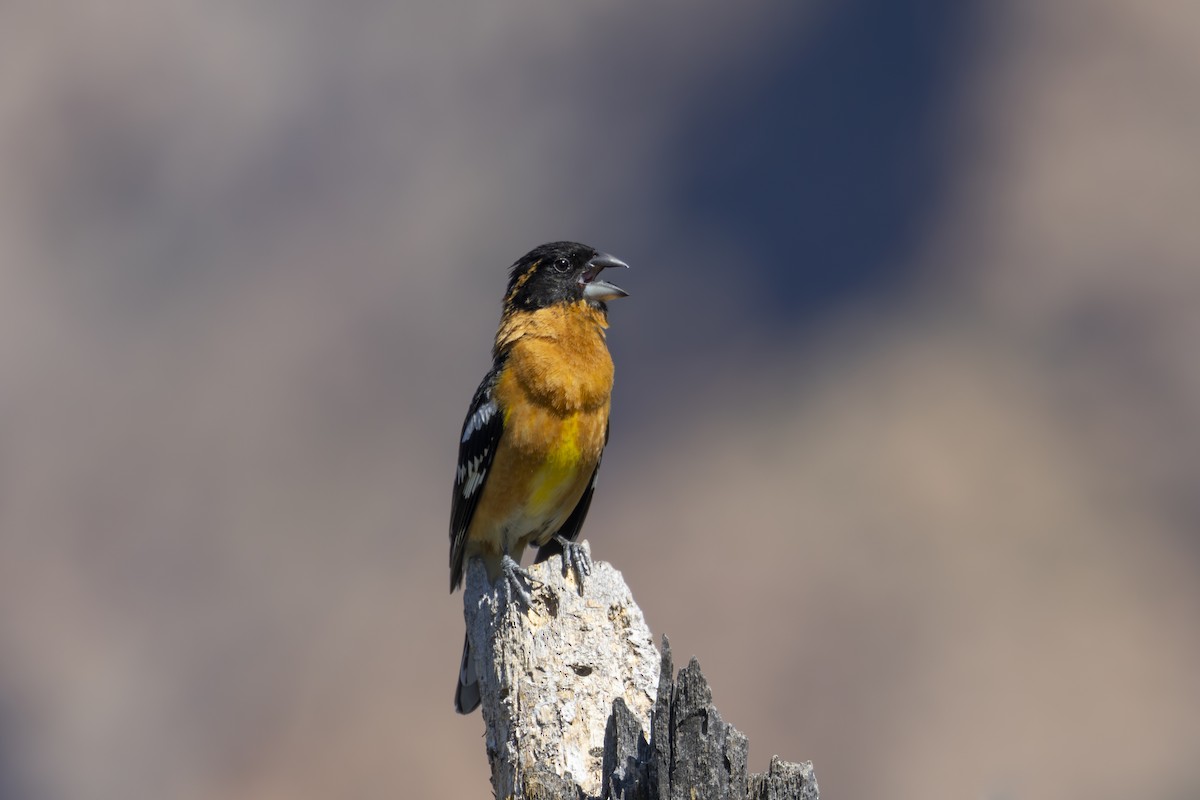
[462,544,820,800]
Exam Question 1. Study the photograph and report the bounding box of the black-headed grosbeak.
[450,241,629,714]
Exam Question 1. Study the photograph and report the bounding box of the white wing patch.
[462,400,497,443]
[459,450,489,499]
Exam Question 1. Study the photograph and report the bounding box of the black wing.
[449,367,504,591]
[534,422,608,564]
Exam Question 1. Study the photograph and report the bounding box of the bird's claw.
[500,554,535,609]
[554,535,592,591]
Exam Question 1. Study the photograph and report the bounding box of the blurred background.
[2,0,1199,798]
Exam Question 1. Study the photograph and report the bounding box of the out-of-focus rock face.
[1,2,1198,800]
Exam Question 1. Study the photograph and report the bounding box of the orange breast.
[464,303,614,578]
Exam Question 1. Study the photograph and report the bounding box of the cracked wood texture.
[462,543,820,800]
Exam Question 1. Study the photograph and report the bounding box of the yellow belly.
[529,414,584,512]
[465,406,606,579]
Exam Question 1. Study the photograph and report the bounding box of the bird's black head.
[504,241,629,312]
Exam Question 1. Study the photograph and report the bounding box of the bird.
[449,241,629,714]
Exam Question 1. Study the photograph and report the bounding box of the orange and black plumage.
[449,241,629,714]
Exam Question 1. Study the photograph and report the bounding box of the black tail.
[454,632,480,714]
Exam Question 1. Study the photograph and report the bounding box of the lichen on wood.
[461,544,819,800]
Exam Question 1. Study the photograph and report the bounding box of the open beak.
[581,252,630,302]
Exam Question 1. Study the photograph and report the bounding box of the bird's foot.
[553,535,592,591]
[499,553,536,609]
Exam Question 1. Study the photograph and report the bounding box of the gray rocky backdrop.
[1,2,1198,799]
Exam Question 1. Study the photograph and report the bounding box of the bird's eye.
[553,257,571,273]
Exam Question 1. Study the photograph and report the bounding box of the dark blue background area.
[663,0,984,326]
